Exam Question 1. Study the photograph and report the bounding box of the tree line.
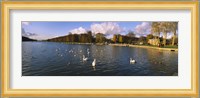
[151,22,178,46]
[47,31,108,43]
[47,31,139,44]
[47,22,178,46]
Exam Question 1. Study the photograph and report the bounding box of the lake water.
[22,42,178,76]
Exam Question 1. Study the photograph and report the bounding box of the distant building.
[148,39,160,46]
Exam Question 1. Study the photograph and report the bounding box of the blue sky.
[22,21,152,40]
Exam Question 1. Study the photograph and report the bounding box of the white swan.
[87,49,90,54]
[92,59,96,67]
[83,55,88,61]
[130,58,136,63]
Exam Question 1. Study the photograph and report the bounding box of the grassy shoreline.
[109,44,178,52]
[45,41,178,52]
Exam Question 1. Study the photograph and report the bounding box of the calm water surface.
[22,42,178,76]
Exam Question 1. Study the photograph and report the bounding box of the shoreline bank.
[29,41,178,51]
[109,44,178,52]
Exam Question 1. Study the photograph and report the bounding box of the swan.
[92,59,96,67]
[83,55,88,61]
[86,49,90,56]
[56,48,60,51]
[69,49,73,53]
[87,49,90,53]
[130,58,136,63]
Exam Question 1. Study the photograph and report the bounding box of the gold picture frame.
[1,1,199,97]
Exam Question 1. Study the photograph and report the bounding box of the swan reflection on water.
[92,66,96,71]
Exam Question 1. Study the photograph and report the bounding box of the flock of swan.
[82,48,96,67]
[56,47,136,70]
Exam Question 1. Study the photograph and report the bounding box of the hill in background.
[22,36,37,41]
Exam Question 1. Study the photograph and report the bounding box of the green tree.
[151,22,161,42]
[80,34,88,43]
[125,31,136,44]
[127,31,135,38]
[74,34,79,42]
[87,31,93,43]
[169,22,178,45]
[139,36,146,44]
[152,22,173,46]
[160,22,171,46]
[146,34,154,42]
[66,36,69,42]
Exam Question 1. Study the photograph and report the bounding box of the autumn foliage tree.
[151,22,178,46]
[95,33,106,43]
[119,35,123,43]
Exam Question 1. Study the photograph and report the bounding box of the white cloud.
[91,22,123,36]
[70,27,87,34]
[22,28,37,37]
[22,22,30,26]
[134,22,151,36]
